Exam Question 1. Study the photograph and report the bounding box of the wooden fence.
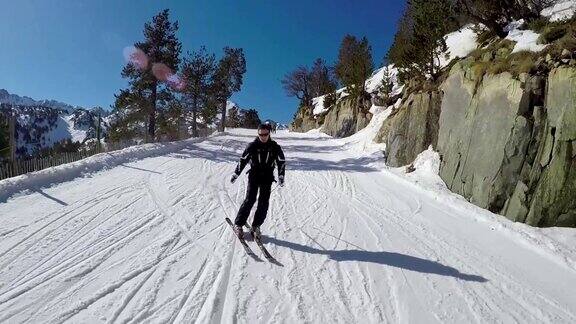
[0,141,140,181]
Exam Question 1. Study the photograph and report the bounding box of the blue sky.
[0,0,405,124]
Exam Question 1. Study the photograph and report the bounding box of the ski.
[245,224,283,266]
[225,218,262,262]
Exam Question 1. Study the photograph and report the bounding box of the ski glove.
[231,174,238,183]
[278,175,285,187]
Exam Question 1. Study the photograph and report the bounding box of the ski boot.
[250,226,262,240]
[233,224,244,239]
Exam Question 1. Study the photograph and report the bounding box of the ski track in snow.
[1,129,576,323]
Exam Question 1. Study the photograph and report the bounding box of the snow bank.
[0,134,220,202]
[340,106,390,156]
[312,96,328,116]
[505,20,548,53]
[439,24,478,67]
[542,0,576,21]
[340,99,401,156]
[376,146,576,271]
[312,65,402,116]
[330,116,576,272]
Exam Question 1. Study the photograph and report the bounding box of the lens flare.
[152,63,172,81]
[122,47,184,89]
[123,46,149,70]
[167,74,186,91]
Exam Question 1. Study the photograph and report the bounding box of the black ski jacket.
[234,138,285,183]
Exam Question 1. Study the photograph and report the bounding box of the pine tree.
[455,0,552,38]
[212,47,246,132]
[181,47,216,137]
[226,106,242,128]
[411,0,454,80]
[109,88,149,142]
[157,96,185,140]
[240,109,261,128]
[387,9,418,83]
[113,9,182,142]
[387,0,456,82]
[200,91,219,128]
[376,65,396,105]
[335,35,373,100]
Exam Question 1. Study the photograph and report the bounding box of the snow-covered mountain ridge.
[0,89,107,157]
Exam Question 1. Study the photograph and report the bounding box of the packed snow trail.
[1,129,576,323]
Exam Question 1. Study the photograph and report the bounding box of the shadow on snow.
[265,236,488,282]
[172,139,383,173]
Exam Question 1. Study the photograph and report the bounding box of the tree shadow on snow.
[265,236,488,282]
[29,187,69,206]
[288,155,382,173]
[162,136,384,173]
[119,164,162,174]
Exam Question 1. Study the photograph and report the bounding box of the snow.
[1,123,576,322]
[542,0,576,21]
[312,65,403,117]
[311,95,327,116]
[226,100,238,111]
[365,67,387,93]
[64,115,87,143]
[505,20,548,53]
[439,24,479,68]
[339,99,401,155]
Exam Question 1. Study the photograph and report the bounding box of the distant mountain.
[276,123,289,130]
[0,89,80,114]
[0,89,108,157]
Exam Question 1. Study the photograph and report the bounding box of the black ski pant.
[234,178,272,228]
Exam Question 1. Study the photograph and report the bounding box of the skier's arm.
[276,145,286,178]
[234,143,252,176]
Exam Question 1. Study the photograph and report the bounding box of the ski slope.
[1,128,576,323]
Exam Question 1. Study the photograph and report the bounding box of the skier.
[230,123,285,239]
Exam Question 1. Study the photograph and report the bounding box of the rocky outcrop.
[321,96,372,138]
[506,67,576,227]
[290,105,319,132]
[436,61,575,227]
[290,96,372,137]
[375,90,442,167]
[437,63,530,211]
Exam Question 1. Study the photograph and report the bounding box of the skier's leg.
[235,179,258,226]
[252,182,272,227]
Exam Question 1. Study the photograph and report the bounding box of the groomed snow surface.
[1,126,576,323]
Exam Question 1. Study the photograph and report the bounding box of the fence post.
[9,113,16,162]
